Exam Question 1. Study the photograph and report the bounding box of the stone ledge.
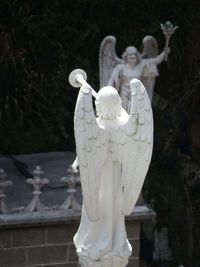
[0,210,80,229]
[0,205,155,229]
[43,264,78,267]
[127,205,156,222]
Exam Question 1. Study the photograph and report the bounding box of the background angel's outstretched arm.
[154,48,170,64]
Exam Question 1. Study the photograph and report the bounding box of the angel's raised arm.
[154,50,168,64]
[70,69,108,222]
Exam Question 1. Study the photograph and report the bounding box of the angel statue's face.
[123,46,138,66]
[127,54,137,66]
[95,86,122,120]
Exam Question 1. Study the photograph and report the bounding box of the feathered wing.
[121,79,153,215]
[141,36,159,102]
[74,85,108,222]
[99,35,122,88]
[141,35,158,59]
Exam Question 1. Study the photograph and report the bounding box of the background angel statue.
[99,35,170,111]
[69,69,153,267]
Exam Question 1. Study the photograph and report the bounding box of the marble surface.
[71,70,154,267]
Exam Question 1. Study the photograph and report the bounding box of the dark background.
[0,0,200,266]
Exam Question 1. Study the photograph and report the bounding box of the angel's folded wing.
[99,35,122,88]
[74,85,108,222]
[121,79,153,215]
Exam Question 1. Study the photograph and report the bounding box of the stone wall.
[0,207,155,267]
[126,221,140,267]
[0,224,78,267]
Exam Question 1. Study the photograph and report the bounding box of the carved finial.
[25,165,49,212]
[0,169,13,214]
[33,165,44,177]
[160,21,178,38]
[60,166,81,211]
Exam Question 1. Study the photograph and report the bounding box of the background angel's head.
[122,46,141,65]
[95,86,122,119]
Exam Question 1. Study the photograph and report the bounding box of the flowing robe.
[74,116,132,266]
[108,51,165,110]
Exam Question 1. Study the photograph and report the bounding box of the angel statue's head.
[122,46,141,66]
[95,86,122,119]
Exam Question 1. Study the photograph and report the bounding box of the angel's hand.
[164,47,171,54]
[72,157,79,174]
[81,84,91,94]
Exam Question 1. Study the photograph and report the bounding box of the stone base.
[79,255,128,267]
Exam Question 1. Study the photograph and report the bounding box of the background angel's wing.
[74,85,108,221]
[99,35,122,88]
[141,36,159,102]
[121,79,153,215]
[141,35,158,59]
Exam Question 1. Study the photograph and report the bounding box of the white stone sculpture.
[69,69,154,267]
[25,166,49,212]
[60,166,81,211]
[99,21,178,110]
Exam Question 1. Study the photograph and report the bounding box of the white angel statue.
[99,35,170,111]
[69,69,153,267]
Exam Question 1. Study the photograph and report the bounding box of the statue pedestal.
[0,204,155,267]
[76,205,156,267]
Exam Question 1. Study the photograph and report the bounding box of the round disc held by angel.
[68,69,87,88]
